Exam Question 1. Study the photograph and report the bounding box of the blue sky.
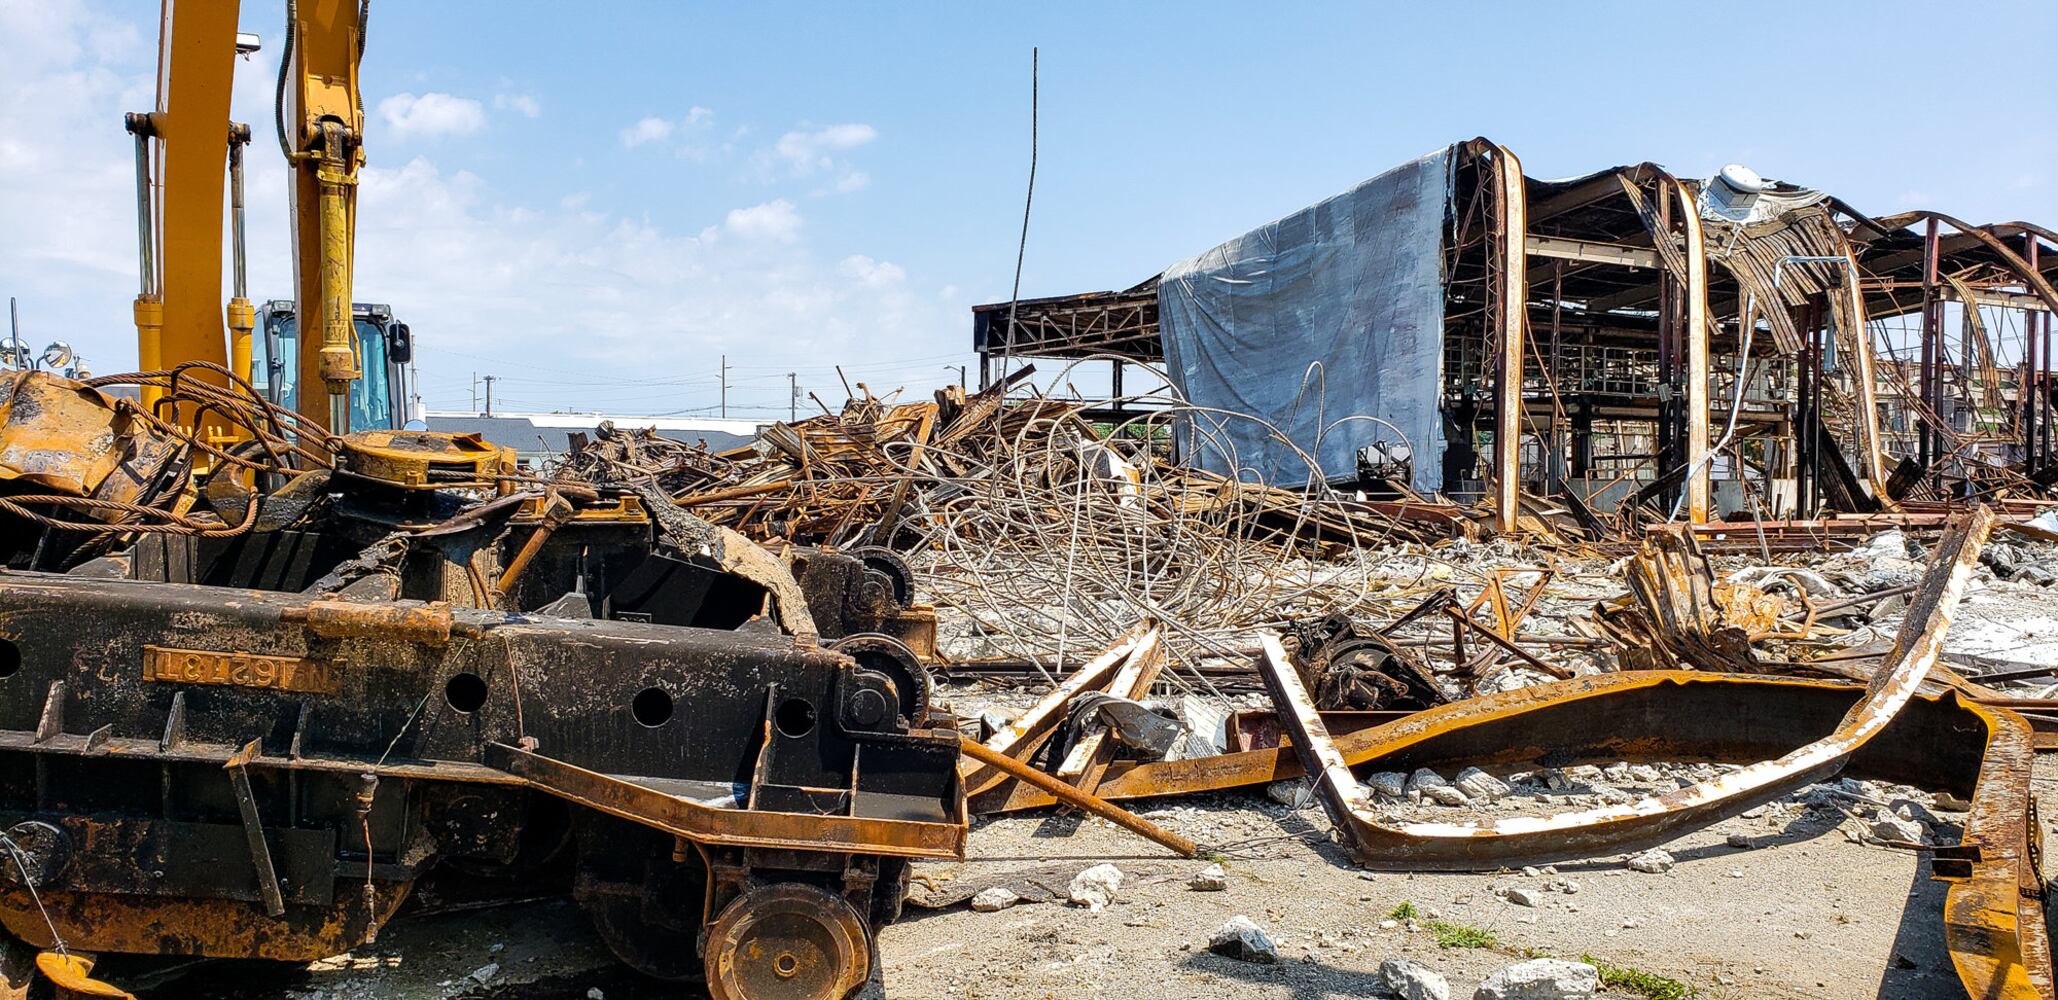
[3,1,2053,417]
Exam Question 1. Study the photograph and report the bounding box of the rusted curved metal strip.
[1937,695,2049,1000]
[1257,506,1993,872]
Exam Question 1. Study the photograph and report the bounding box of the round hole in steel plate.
[774,698,817,738]
[444,672,488,713]
[632,687,674,728]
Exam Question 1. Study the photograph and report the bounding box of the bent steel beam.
[1257,505,1992,872]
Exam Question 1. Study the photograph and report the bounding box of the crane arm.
[281,0,366,435]
[126,0,252,410]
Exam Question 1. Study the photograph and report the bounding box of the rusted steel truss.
[1256,507,1991,869]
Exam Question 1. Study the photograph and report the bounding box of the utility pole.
[482,374,497,417]
[471,372,478,413]
[957,364,967,390]
[7,298,16,342]
[719,354,728,418]
[788,372,798,422]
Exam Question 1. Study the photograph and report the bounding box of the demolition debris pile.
[553,370,1453,672]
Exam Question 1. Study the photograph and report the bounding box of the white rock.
[1068,863,1124,911]
[1208,914,1278,964]
[1726,833,1753,848]
[971,886,1023,912]
[1472,958,1598,1000]
[1380,957,1452,1000]
[1423,784,1472,807]
[470,964,499,984]
[1502,887,1540,907]
[1453,767,1512,803]
[1870,814,1926,845]
[1267,778,1314,808]
[587,990,605,1000]
[1189,863,1229,892]
[1625,848,1674,874]
[1369,771,1410,798]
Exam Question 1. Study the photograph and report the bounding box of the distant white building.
[424,411,767,468]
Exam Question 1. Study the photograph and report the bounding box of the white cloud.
[0,9,951,414]
[767,123,877,176]
[621,107,713,150]
[837,255,905,287]
[619,116,672,148]
[377,92,487,138]
[494,93,541,118]
[724,199,802,242]
[831,171,871,194]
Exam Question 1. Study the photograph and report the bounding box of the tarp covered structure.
[1158,146,1453,491]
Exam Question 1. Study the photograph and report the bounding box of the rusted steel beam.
[1257,507,1992,870]
[960,738,1197,858]
[1440,607,1574,680]
[485,742,965,860]
[1054,629,1165,793]
[958,626,1150,799]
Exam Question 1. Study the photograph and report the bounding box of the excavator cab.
[253,299,414,431]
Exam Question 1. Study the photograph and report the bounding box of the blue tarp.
[1158,146,1453,492]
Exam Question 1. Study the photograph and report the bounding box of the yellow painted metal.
[226,295,255,384]
[148,0,240,383]
[33,952,132,999]
[285,0,365,435]
[333,430,513,490]
[131,296,164,408]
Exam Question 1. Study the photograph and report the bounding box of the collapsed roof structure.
[973,138,2058,536]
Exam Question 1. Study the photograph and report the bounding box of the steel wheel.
[705,884,870,1000]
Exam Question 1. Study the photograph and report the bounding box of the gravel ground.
[120,759,2058,1000]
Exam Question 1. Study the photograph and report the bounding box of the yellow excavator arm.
[279,0,366,435]
[127,0,367,437]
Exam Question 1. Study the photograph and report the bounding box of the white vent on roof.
[1703,164,1767,222]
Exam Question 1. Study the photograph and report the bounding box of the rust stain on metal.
[141,645,339,695]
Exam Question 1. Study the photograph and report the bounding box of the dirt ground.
[114,757,2057,1000]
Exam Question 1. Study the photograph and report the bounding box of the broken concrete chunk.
[1869,814,1926,845]
[1368,770,1410,798]
[1453,766,1512,803]
[1500,886,1539,907]
[1188,863,1228,892]
[1379,957,1451,1000]
[1472,958,1599,1000]
[1208,915,1278,964]
[1625,848,1674,874]
[1407,767,1471,805]
[971,886,1022,912]
[1068,863,1124,911]
[469,964,499,984]
[1267,777,1314,808]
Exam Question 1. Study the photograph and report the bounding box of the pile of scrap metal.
[549,366,1458,553]
[0,366,963,999]
[959,507,2053,1000]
